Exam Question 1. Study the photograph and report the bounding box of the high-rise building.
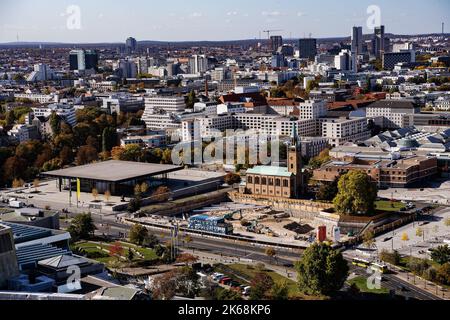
[351,26,363,54]
[270,35,283,52]
[117,59,138,79]
[335,49,352,71]
[298,38,317,60]
[189,55,208,74]
[69,49,98,71]
[126,37,138,54]
[373,26,387,58]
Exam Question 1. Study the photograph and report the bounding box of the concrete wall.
[0,227,20,289]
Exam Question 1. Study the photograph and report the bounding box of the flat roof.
[42,160,183,183]
[246,166,293,178]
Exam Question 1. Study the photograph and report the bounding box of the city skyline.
[1,0,449,43]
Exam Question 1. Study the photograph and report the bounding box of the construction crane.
[263,29,283,40]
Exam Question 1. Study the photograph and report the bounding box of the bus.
[370,261,389,274]
[352,258,371,269]
[352,258,389,274]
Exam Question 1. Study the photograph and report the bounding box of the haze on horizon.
[0,0,449,43]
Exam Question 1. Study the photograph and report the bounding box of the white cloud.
[189,12,203,18]
[226,11,238,16]
[262,11,282,17]
[297,12,306,17]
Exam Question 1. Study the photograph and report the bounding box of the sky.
[0,0,449,43]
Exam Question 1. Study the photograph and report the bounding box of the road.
[61,212,443,300]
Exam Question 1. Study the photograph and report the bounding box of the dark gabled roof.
[367,99,419,110]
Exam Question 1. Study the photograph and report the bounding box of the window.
[255,177,260,184]
[268,179,274,186]
[262,178,267,185]
[283,180,289,187]
[275,179,281,187]
[247,176,253,184]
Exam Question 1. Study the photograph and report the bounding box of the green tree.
[50,112,61,135]
[269,281,289,300]
[295,243,349,296]
[430,245,450,265]
[186,90,198,109]
[380,250,401,266]
[216,289,243,300]
[333,171,378,215]
[250,272,274,300]
[129,224,149,246]
[67,213,96,241]
[127,248,134,261]
[316,177,339,201]
[309,148,331,169]
[102,127,117,153]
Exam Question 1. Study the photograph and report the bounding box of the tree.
[127,197,141,213]
[33,178,40,193]
[295,243,349,296]
[436,263,450,285]
[250,272,274,300]
[109,242,124,260]
[265,248,277,264]
[176,253,198,265]
[67,213,96,241]
[127,248,135,262]
[140,182,149,195]
[104,190,111,202]
[430,245,450,265]
[152,186,171,202]
[316,177,339,201]
[143,233,160,248]
[309,148,331,169]
[76,145,98,165]
[102,127,117,153]
[186,90,198,109]
[401,232,410,242]
[416,227,424,238]
[445,218,450,227]
[49,112,61,135]
[129,224,149,246]
[12,178,24,188]
[333,171,378,216]
[224,173,241,185]
[92,188,99,201]
[380,250,401,266]
[216,289,243,300]
[269,281,289,300]
[363,229,376,249]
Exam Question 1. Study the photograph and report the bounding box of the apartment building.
[366,100,421,129]
[297,100,328,120]
[313,155,438,188]
[32,104,77,127]
[321,117,371,147]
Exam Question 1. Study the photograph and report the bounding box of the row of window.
[247,175,290,187]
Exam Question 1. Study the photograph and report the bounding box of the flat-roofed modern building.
[0,224,20,288]
[42,160,183,196]
[313,155,438,188]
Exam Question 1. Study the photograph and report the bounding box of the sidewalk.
[391,266,449,300]
[183,249,297,280]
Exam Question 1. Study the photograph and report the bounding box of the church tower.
[288,123,303,197]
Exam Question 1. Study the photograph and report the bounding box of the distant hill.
[0,33,448,49]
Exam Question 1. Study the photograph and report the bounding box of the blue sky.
[0,0,449,43]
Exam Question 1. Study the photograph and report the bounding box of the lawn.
[347,276,390,295]
[72,241,158,264]
[219,264,324,300]
[375,200,406,212]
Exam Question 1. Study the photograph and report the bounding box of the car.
[219,277,232,285]
[398,285,408,292]
[229,281,241,288]
[242,286,251,296]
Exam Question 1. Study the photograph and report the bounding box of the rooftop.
[42,160,183,182]
[246,166,293,178]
